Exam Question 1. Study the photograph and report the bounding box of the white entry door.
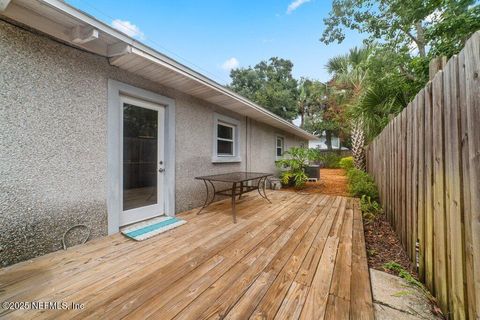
[120,95,165,226]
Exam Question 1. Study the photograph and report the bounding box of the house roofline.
[1,0,317,140]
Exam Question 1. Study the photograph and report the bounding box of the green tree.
[297,78,326,128]
[349,46,413,141]
[302,84,350,150]
[228,57,299,121]
[324,46,373,168]
[321,0,480,82]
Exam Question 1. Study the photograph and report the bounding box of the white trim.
[216,121,235,156]
[275,135,285,160]
[70,25,98,44]
[107,79,176,235]
[107,43,132,57]
[212,113,241,163]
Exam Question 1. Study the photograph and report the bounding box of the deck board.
[0,191,374,319]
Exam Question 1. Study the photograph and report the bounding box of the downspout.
[245,116,249,172]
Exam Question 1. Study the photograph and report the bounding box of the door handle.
[158,168,165,172]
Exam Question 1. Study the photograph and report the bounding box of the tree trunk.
[299,102,305,128]
[404,22,426,58]
[325,131,333,150]
[351,118,366,171]
[415,21,426,57]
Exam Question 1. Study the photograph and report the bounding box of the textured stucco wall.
[0,20,305,266]
[246,119,306,175]
[0,20,109,266]
[175,102,247,212]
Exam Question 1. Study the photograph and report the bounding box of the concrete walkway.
[370,268,442,319]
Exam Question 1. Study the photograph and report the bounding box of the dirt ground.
[281,168,349,196]
[282,168,415,276]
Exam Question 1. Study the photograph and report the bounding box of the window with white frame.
[213,113,241,162]
[217,122,235,156]
[276,136,284,158]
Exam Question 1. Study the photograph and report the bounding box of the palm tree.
[350,118,366,171]
[326,47,371,96]
[352,84,406,142]
[326,46,372,170]
[297,78,312,128]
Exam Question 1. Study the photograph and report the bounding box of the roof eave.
[2,0,318,140]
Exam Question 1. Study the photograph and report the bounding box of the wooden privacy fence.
[366,31,480,319]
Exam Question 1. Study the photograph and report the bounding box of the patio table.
[195,172,273,223]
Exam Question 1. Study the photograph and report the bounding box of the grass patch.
[383,262,422,288]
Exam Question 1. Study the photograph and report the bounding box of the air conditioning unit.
[305,165,320,182]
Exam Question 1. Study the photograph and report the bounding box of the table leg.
[238,181,243,200]
[232,182,237,223]
[263,177,272,203]
[257,177,272,204]
[197,180,215,215]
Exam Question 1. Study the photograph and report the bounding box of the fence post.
[429,56,448,80]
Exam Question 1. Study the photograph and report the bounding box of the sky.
[66,0,366,85]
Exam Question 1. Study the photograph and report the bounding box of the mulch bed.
[363,216,417,277]
[281,169,349,197]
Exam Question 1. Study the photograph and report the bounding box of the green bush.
[339,156,354,170]
[279,170,308,188]
[313,151,342,168]
[345,166,382,221]
[360,195,383,221]
[346,168,379,201]
[276,147,316,188]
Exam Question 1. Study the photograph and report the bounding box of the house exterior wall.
[0,20,306,266]
[246,119,306,175]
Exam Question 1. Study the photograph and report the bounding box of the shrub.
[360,195,383,221]
[313,151,342,168]
[339,156,354,170]
[276,147,316,188]
[279,170,308,188]
[346,168,379,201]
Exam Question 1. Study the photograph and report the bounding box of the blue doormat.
[121,216,187,241]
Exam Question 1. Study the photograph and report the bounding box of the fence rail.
[366,31,480,319]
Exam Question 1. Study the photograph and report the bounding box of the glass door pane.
[123,103,158,211]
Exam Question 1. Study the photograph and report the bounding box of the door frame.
[107,79,176,234]
[120,95,165,226]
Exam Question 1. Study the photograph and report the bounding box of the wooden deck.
[0,191,374,319]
